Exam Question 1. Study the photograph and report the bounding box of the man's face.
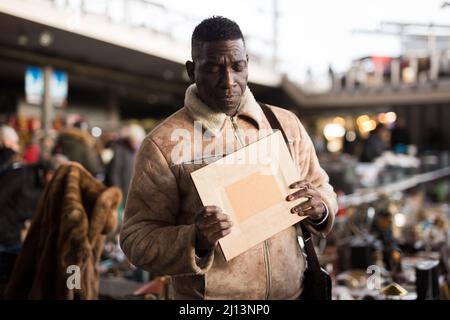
[186,39,248,116]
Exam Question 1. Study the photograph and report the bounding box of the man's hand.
[286,181,326,222]
[195,206,233,255]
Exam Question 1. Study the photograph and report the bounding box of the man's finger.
[202,206,223,215]
[204,205,222,212]
[299,198,319,212]
[304,205,324,221]
[198,212,231,226]
[196,206,224,221]
[286,188,309,201]
[199,224,232,245]
[290,203,311,215]
[289,180,310,189]
[200,220,233,233]
[290,195,318,213]
[291,200,325,220]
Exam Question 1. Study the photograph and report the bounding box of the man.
[360,123,390,162]
[120,16,338,299]
[390,118,409,153]
[106,124,146,202]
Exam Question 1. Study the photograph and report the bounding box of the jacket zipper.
[230,116,244,147]
[263,240,272,299]
[229,115,272,300]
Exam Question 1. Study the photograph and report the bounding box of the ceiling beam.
[0,45,188,96]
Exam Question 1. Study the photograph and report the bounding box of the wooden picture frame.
[191,131,307,261]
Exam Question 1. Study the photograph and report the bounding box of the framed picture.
[191,131,307,261]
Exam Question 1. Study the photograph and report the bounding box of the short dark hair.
[191,16,244,54]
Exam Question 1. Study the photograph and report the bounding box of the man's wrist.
[307,202,329,225]
[195,232,213,257]
[196,247,213,258]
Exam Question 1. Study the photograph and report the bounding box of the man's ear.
[246,54,249,62]
[185,61,195,83]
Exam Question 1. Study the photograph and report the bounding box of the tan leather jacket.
[120,84,338,299]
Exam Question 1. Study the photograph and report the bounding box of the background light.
[323,123,345,140]
[333,116,346,126]
[346,130,356,142]
[385,112,397,123]
[91,126,102,138]
[39,31,53,47]
[327,140,341,152]
[394,213,406,227]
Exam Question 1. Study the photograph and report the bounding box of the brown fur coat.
[4,163,121,299]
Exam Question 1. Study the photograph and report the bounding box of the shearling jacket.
[120,84,338,300]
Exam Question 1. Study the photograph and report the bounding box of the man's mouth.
[216,94,239,100]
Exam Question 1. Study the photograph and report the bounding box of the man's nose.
[219,68,235,89]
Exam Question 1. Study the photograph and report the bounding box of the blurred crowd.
[313,119,446,163]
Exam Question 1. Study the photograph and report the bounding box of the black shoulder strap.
[258,102,290,148]
[259,102,321,269]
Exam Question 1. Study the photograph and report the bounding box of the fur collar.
[184,84,263,135]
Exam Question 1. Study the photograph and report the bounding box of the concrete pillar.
[333,73,342,92]
[346,68,355,92]
[410,57,419,84]
[375,65,384,87]
[42,65,53,138]
[390,59,400,87]
[430,53,439,83]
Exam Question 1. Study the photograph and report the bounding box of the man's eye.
[233,64,246,72]
[206,65,220,73]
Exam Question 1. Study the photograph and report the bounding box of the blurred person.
[99,131,118,174]
[22,141,40,164]
[0,126,44,291]
[53,119,102,176]
[343,131,361,156]
[106,124,146,202]
[0,125,20,166]
[105,124,145,232]
[308,123,326,154]
[424,126,444,152]
[22,131,43,165]
[391,118,410,153]
[43,154,70,184]
[328,64,335,92]
[360,123,390,162]
[371,210,402,274]
[311,132,326,154]
[39,131,57,163]
[120,16,337,300]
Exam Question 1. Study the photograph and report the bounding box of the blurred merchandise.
[380,282,408,298]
